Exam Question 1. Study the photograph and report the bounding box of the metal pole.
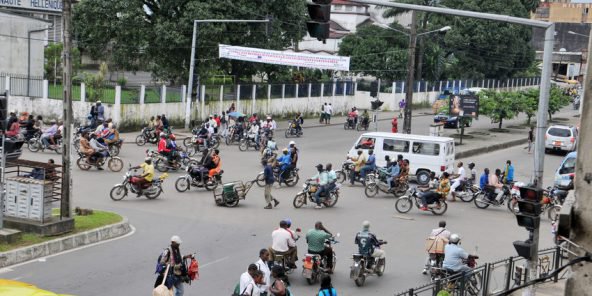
[61,0,73,219]
[185,21,198,129]
[403,11,417,134]
[579,26,592,115]
[0,135,5,228]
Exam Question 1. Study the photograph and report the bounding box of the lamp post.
[568,30,590,115]
[375,21,451,134]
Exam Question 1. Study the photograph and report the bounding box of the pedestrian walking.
[318,275,337,296]
[325,103,333,124]
[264,159,280,209]
[320,103,326,124]
[526,126,534,153]
[391,116,398,133]
[155,235,193,296]
[398,99,406,118]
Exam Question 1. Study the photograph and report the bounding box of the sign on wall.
[449,95,479,119]
[0,0,62,13]
[219,44,350,71]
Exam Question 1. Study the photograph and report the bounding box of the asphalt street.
[0,109,576,296]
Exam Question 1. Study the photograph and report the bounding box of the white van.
[348,132,456,185]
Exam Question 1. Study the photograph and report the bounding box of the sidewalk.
[509,279,566,296]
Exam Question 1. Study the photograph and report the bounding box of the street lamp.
[376,20,451,134]
[568,30,589,38]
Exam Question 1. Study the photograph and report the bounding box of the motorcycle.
[27,136,62,154]
[455,180,482,202]
[224,125,243,145]
[395,188,448,215]
[473,184,517,213]
[335,160,369,185]
[256,165,300,187]
[435,255,482,296]
[350,240,387,287]
[135,127,158,146]
[174,163,223,192]
[183,132,221,155]
[146,149,198,172]
[260,148,277,167]
[344,116,356,130]
[76,151,123,172]
[238,134,260,151]
[364,168,409,198]
[285,120,303,138]
[293,179,341,209]
[356,117,369,131]
[109,167,169,201]
[302,234,340,285]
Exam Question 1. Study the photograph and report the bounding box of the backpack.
[188,257,199,281]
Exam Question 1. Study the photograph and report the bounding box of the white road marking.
[0,225,136,271]
[392,215,415,220]
[199,256,229,269]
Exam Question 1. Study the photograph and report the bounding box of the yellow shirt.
[353,154,367,172]
[437,178,450,195]
[140,163,155,182]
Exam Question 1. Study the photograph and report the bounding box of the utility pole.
[61,0,73,218]
[403,11,417,134]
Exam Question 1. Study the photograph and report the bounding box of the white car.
[545,125,578,153]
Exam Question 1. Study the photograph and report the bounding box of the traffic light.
[370,81,378,98]
[307,0,332,42]
[371,100,384,110]
[0,92,7,131]
[512,186,544,260]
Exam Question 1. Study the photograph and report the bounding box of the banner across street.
[218,44,350,71]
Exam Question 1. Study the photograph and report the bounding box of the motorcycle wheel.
[109,185,127,201]
[395,197,413,213]
[54,144,62,154]
[182,137,192,148]
[145,187,162,200]
[76,158,91,171]
[336,171,346,184]
[430,202,448,215]
[225,198,240,207]
[356,123,361,131]
[107,157,124,172]
[376,258,386,276]
[135,135,146,146]
[238,139,248,151]
[109,145,120,157]
[27,139,40,152]
[394,184,409,197]
[204,179,219,191]
[175,177,190,192]
[186,146,197,157]
[285,129,290,138]
[284,173,299,187]
[306,277,315,285]
[548,205,562,221]
[154,159,169,172]
[255,173,266,187]
[354,275,366,287]
[364,183,378,198]
[343,123,348,130]
[324,192,339,208]
[73,139,80,152]
[293,193,306,208]
[225,135,232,145]
[212,137,221,149]
[507,197,519,214]
[473,193,491,209]
[459,190,476,202]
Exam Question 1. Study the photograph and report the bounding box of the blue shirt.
[479,173,488,189]
[443,244,469,271]
[318,288,337,296]
[355,230,379,256]
[506,165,514,182]
[389,163,400,177]
[277,154,291,170]
[264,165,275,184]
[366,155,376,168]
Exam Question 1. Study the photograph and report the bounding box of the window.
[334,5,343,11]
[383,139,409,153]
[559,157,576,174]
[357,137,376,149]
[412,141,440,156]
[548,128,571,137]
[345,5,353,12]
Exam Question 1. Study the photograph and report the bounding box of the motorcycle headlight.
[302,184,307,188]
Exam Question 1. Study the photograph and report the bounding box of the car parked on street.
[433,113,472,128]
[545,125,578,153]
[554,152,576,190]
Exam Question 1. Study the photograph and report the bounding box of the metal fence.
[0,73,44,97]
[394,247,566,296]
[357,77,542,94]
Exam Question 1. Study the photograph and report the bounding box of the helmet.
[169,134,176,141]
[362,220,370,230]
[449,234,461,244]
[267,116,272,120]
[171,235,182,244]
[144,157,152,164]
[289,141,296,146]
[160,132,166,138]
[283,218,292,227]
[282,148,288,152]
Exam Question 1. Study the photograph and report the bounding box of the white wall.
[0,13,47,77]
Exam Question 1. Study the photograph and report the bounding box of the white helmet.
[289,141,296,146]
[362,220,370,230]
[171,235,182,244]
[449,233,461,244]
[160,132,166,138]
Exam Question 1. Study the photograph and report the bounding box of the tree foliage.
[44,43,81,82]
[479,89,521,129]
[548,86,572,120]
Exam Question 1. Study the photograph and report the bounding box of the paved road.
[0,109,575,296]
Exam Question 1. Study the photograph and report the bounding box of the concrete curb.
[0,217,132,268]
[455,138,528,159]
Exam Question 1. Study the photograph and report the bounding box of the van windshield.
[559,157,576,174]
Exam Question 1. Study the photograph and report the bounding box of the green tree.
[338,25,409,80]
[548,86,571,121]
[84,62,108,102]
[44,43,80,82]
[516,88,539,126]
[479,89,521,129]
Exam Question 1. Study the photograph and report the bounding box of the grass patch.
[0,210,122,252]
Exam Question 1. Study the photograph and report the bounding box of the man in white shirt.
[254,249,271,296]
[423,221,452,274]
[325,103,333,124]
[449,162,466,201]
[239,264,262,296]
[271,220,298,268]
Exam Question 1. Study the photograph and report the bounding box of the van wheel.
[416,171,430,185]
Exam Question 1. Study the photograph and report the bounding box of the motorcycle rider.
[442,234,473,276]
[354,221,385,268]
[79,132,94,164]
[489,168,505,203]
[347,108,357,128]
[271,220,298,269]
[449,162,466,202]
[276,148,292,184]
[261,116,277,133]
[207,149,222,183]
[361,109,370,127]
[423,221,451,274]
[306,221,334,273]
[89,133,108,170]
[131,157,155,196]
[293,112,304,134]
[468,163,477,186]
[348,150,366,186]
[419,172,441,211]
[479,168,490,190]
[398,159,410,184]
[359,149,376,181]
[248,121,260,146]
[312,164,329,209]
[196,123,210,148]
[289,141,299,174]
[386,158,400,191]
[157,132,174,164]
[325,163,337,193]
